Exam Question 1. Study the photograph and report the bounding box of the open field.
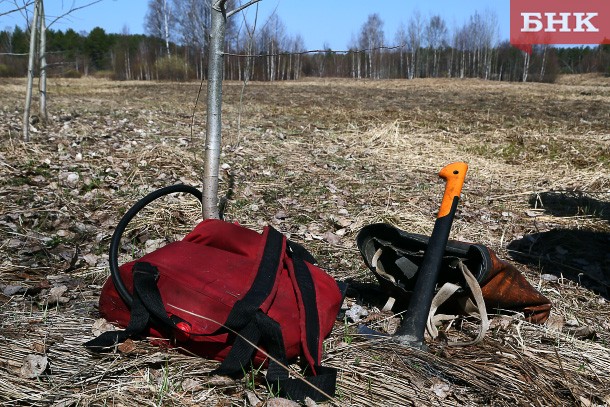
[1,75,609,406]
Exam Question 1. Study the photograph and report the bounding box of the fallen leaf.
[336,217,352,228]
[208,375,234,386]
[489,316,513,331]
[31,342,48,354]
[345,304,368,323]
[541,274,558,282]
[20,354,48,378]
[567,326,596,340]
[323,231,341,245]
[335,228,347,236]
[82,254,99,266]
[7,239,22,248]
[430,378,451,399]
[304,397,318,407]
[245,390,262,406]
[118,339,137,353]
[182,378,204,392]
[47,285,68,305]
[92,318,116,336]
[267,398,300,407]
[56,229,71,238]
[65,172,80,187]
[145,239,166,252]
[545,314,565,332]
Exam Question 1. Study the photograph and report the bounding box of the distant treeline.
[1,14,608,82]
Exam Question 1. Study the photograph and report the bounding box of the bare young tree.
[359,13,384,79]
[22,0,40,141]
[394,23,407,78]
[174,0,211,49]
[407,11,424,79]
[38,0,47,122]
[347,34,361,79]
[290,34,305,80]
[203,0,260,219]
[476,10,498,80]
[16,0,102,141]
[522,51,530,82]
[456,11,497,79]
[425,15,447,77]
[258,14,286,81]
[173,0,211,78]
[145,0,176,56]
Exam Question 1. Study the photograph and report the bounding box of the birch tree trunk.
[540,45,547,81]
[202,0,260,218]
[202,0,227,219]
[163,0,171,55]
[522,52,530,82]
[23,0,40,142]
[448,48,454,78]
[38,0,47,123]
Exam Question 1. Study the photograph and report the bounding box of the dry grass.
[1,74,609,406]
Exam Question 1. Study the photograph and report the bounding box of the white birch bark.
[38,0,47,123]
[23,0,40,142]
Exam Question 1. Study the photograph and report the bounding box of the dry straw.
[1,76,609,405]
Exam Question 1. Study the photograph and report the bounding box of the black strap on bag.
[214,249,338,402]
[86,184,337,402]
[84,262,185,349]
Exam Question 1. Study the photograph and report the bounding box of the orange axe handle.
[437,162,468,219]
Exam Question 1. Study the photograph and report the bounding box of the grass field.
[1,75,609,406]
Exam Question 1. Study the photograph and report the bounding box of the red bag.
[86,186,343,401]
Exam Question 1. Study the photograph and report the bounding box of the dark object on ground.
[530,191,610,222]
[508,229,610,300]
[357,223,552,324]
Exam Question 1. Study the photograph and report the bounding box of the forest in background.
[1,2,609,83]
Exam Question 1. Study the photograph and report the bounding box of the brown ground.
[1,75,609,406]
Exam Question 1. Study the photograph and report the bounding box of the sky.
[1,0,511,49]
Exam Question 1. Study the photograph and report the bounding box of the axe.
[356,162,469,347]
[392,162,468,348]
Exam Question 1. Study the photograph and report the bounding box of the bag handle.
[109,184,202,307]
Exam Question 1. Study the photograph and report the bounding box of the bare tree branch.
[226,0,261,18]
[0,0,34,17]
[47,0,104,29]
